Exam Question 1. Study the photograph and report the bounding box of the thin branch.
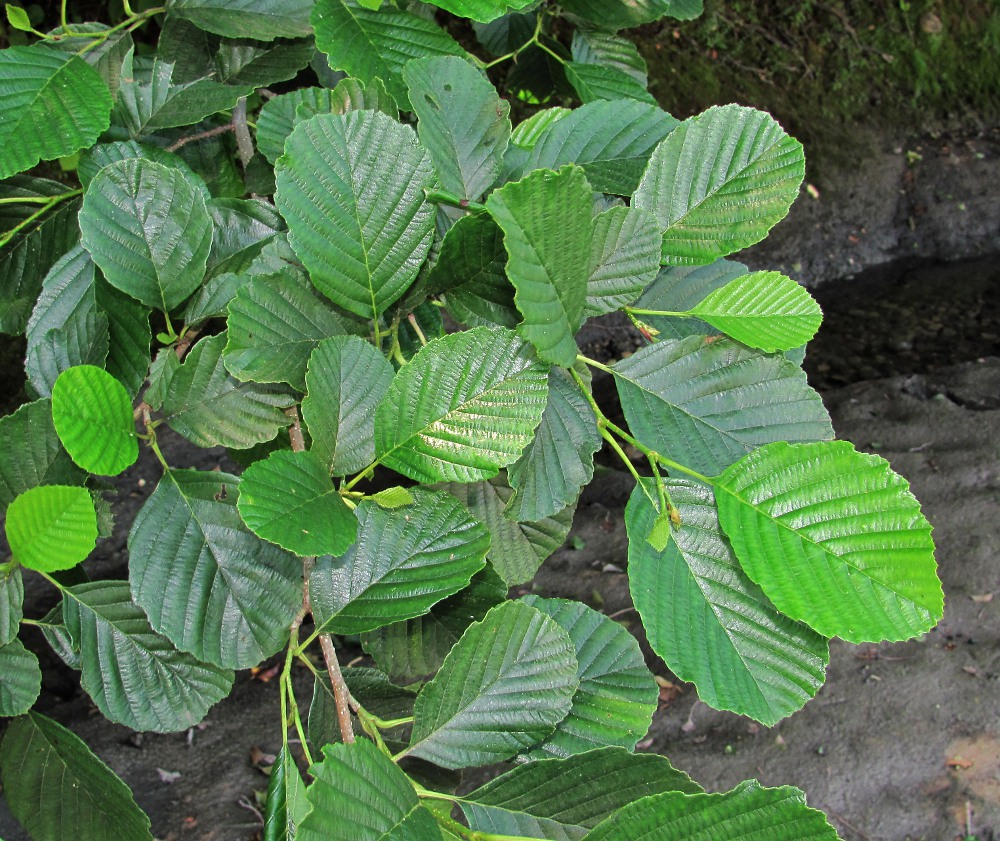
[232,97,255,168]
[319,634,355,744]
[166,122,235,153]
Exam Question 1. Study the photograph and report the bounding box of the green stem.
[625,307,688,318]
[534,39,566,64]
[423,189,488,214]
[576,353,615,375]
[60,0,69,31]
[341,460,379,494]
[407,312,428,347]
[0,189,83,249]
[75,6,165,56]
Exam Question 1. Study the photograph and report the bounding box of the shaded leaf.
[1,567,23,646]
[565,62,655,104]
[557,0,702,31]
[263,745,309,841]
[167,0,314,39]
[0,639,41,716]
[571,29,648,84]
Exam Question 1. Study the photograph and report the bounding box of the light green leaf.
[5,485,97,573]
[462,747,700,840]
[614,336,832,476]
[64,580,234,732]
[167,0,313,39]
[310,488,489,635]
[5,3,32,30]
[299,740,441,841]
[0,639,41,716]
[405,56,510,201]
[79,158,213,312]
[1,568,23,646]
[0,46,112,179]
[565,62,656,105]
[0,399,85,511]
[716,440,943,643]
[634,104,805,266]
[162,333,295,449]
[571,29,648,84]
[585,780,840,841]
[487,166,592,366]
[302,335,394,476]
[510,107,569,149]
[557,0,702,30]
[626,479,829,725]
[311,0,464,110]
[405,601,579,768]
[0,712,153,841]
[442,477,576,586]
[521,596,658,758]
[238,450,358,557]
[685,271,823,352]
[52,365,138,476]
[375,327,549,483]
[128,469,301,669]
[583,205,662,320]
[263,745,310,841]
[275,110,435,321]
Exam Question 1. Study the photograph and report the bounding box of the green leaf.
[5,3,32,30]
[487,166,592,366]
[0,712,153,841]
[521,596,658,758]
[79,158,213,312]
[51,365,138,476]
[685,271,823,352]
[78,140,209,195]
[510,107,570,149]
[1,568,23,646]
[442,477,576,586]
[557,0,702,30]
[565,63,656,105]
[507,368,599,521]
[405,600,579,768]
[375,326,549,483]
[47,23,133,99]
[0,639,41,716]
[626,479,829,725]
[299,740,441,841]
[64,580,234,732]
[584,780,840,841]
[405,56,511,201]
[362,563,507,679]
[473,10,535,56]
[168,0,314,39]
[634,104,805,266]
[128,469,302,669]
[207,198,285,278]
[715,440,943,643]
[0,399,85,511]
[518,99,678,195]
[422,0,535,23]
[275,111,435,321]
[213,36,314,86]
[311,0,464,111]
[238,450,358,557]
[310,488,489,635]
[462,747,700,840]
[95,276,152,399]
[0,46,112,179]
[162,333,295,449]
[583,205,662,320]
[224,271,350,390]
[6,485,97,572]
[571,29,648,84]
[614,336,833,476]
[302,335,394,476]
[263,745,309,841]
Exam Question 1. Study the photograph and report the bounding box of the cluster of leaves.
[0,0,943,839]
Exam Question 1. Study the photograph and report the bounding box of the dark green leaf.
[0,639,41,715]
[95,277,151,399]
[571,29,648,84]
[207,198,285,279]
[214,36,314,86]
[78,140,209,195]
[168,0,314,40]
[263,745,309,841]
[308,667,417,748]
[565,62,656,104]
[557,0,702,31]
[1,567,23,646]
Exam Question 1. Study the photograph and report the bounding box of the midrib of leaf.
[11,56,87,140]
[516,221,580,339]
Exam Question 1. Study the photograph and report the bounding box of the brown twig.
[232,97,255,168]
[319,634,355,744]
[166,122,235,153]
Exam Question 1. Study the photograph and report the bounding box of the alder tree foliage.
[0,0,943,838]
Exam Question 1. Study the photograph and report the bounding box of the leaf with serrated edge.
[627,478,829,725]
[0,640,41,716]
[310,488,489,635]
[95,277,151,398]
[423,0,536,23]
[405,600,579,768]
[1,568,23,646]
[716,440,942,643]
[6,485,97,573]
[168,0,313,39]
[571,29,648,84]
[565,62,656,105]
[583,205,662,321]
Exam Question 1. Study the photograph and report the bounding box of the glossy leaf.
[129,469,302,670]
[168,0,313,40]
[95,277,152,399]
[405,601,579,768]
[627,479,829,725]
[263,745,309,841]
[565,62,656,104]
[0,639,41,716]
[614,336,833,476]
[64,580,234,732]
[557,0,702,30]
[238,450,358,557]
[5,485,97,573]
[583,205,662,320]
[634,104,805,265]
[571,29,648,84]
[0,712,153,841]
[206,198,285,279]
[716,440,943,642]
[275,110,435,321]
[310,488,489,635]
[1,568,23,646]
[375,327,548,483]
[52,365,138,476]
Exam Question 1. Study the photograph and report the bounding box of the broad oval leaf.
[238,450,358,557]
[584,205,662,320]
[0,46,112,179]
[571,29,648,84]
[52,365,138,476]
[614,336,833,477]
[310,488,489,635]
[275,111,436,321]
[405,600,579,768]
[627,479,829,725]
[96,277,152,399]
[0,712,153,841]
[564,62,656,105]
[79,158,213,311]
[634,104,805,266]
[5,485,97,573]
[716,440,943,643]
[64,580,234,732]
[167,0,314,40]
[129,469,302,670]
[0,639,41,716]
[375,327,549,484]
[1,568,23,646]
